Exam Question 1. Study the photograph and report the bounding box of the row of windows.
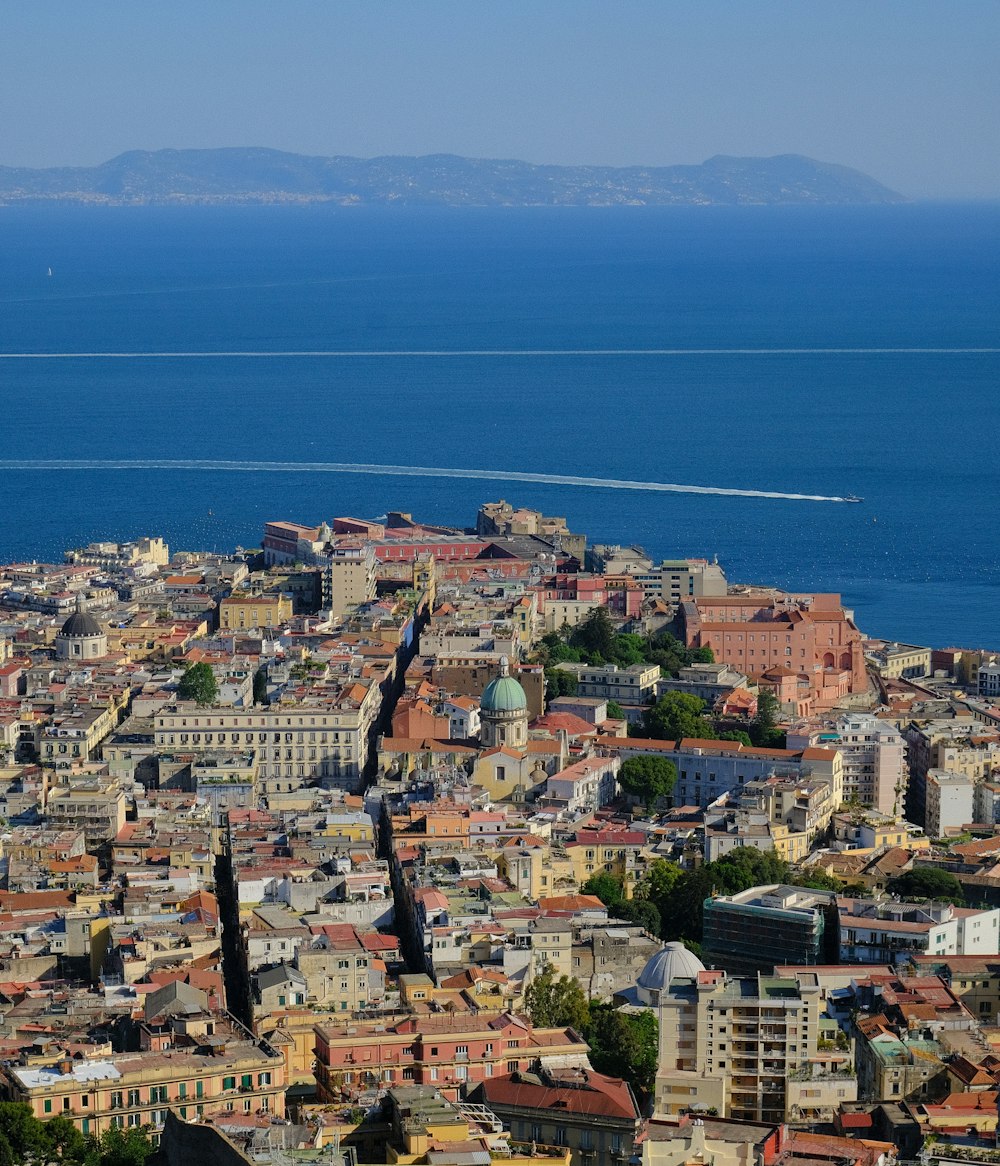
[162,730,350,745]
[339,1060,517,1085]
[162,713,352,729]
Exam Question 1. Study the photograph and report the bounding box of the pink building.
[680,593,867,710]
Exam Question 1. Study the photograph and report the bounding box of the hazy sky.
[3,1,998,198]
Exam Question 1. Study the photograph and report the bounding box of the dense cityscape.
[2,498,1000,1166]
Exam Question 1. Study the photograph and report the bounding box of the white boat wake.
[0,458,861,503]
[0,347,996,358]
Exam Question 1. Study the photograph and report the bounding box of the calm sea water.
[0,203,998,649]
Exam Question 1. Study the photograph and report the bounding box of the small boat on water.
[844,494,863,503]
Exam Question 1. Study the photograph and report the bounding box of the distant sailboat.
[47,267,52,277]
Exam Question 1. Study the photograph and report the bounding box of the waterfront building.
[864,640,933,680]
[630,558,728,602]
[977,659,1000,700]
[322,544,377,622]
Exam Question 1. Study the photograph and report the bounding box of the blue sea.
[1,203,998,649]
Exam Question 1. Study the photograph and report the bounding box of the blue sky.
[3,1,998,197]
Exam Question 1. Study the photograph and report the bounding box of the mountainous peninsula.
[0,148,904,206]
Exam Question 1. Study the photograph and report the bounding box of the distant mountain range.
[0,148,905,206]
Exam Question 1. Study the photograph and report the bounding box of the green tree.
[0,1104,45,1166]
[585,1006,659,1096]
[177,661,219,706]
[540,631,581,665]
[605,700,625,720]
[710,847,789,894]
[717,729,752,746]
[607,633,648,668]
[581,873,626,909]
[0,1103,153,1166]
[568,607,617,660]
[790,869,844,892]
[655,849,790,944]
[658,867,715,943]
[618,897,661,935]
[38,1116,87,1163]
[637,859,684,904]
[618,754,678,812]
[545,668,579,699]
[252,666,268,706]
[641,691,713,742]
[524,964,591,1031]
[93,1125,156,1166]
[751,690,784,747]
[888,867,965,905]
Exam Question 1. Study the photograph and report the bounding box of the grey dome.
[60,609,104,638]
[636,942,706,1004]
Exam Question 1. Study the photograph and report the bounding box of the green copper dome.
[480,657,527,713]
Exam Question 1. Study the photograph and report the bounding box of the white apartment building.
[543,756,620,813]
[554,662,661,705]
[787,713,906,814]
[839,897,1000,965]
[924,768,976,838]
[903,717,1000,826]
[632,559,728,603]
[978,661,1000,700]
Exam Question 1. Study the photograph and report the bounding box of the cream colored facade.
[497,845,575,900]
[543,598,602,634]
[866,642,932,680]
[324,545,377,621]
[473,752,552,803]
[219,592,293,630]
[655,972,822,1125]
[643,1119,759,1166]
[155,687,381,793]
[45,784,128,848]
[42,695,127,768]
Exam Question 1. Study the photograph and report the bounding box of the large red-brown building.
[679,593,868,711]
[314,1012,590,1104]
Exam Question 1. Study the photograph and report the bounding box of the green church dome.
[480,657,527,713]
